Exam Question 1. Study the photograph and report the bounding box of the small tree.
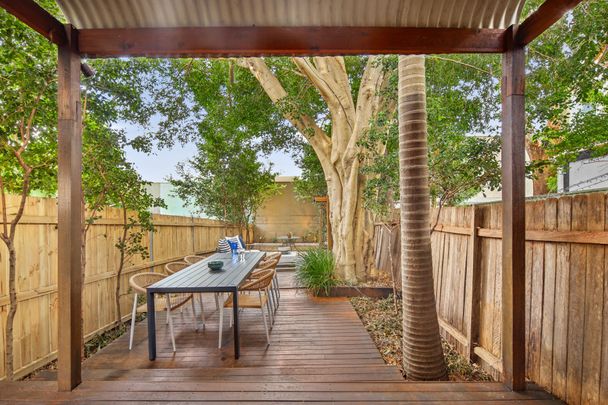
[0,5,58,379]
[104,165,164,325]
[170,131,280,242]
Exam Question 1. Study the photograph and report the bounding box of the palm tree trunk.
[397,55,447,381]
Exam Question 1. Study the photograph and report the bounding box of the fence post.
[464,204,483,361]
[191,216,196,253]
[148,229,154,269]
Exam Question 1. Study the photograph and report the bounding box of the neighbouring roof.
[56,0,525,30]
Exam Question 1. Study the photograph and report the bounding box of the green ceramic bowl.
[208,260,224,271]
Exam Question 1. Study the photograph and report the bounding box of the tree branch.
[0,175,8,238]
[292,57,355,132]
[238,57,331,161]
[428,56,493,75]
[344,57,388,166]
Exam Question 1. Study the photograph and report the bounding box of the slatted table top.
[148,251,265,293]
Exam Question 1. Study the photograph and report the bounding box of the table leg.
[147,291,156,360]
[233,291,239,359]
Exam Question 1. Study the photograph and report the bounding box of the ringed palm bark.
[397,55,447,380]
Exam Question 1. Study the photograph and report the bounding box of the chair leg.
[274,275,281,305]
[129,293,138,350]
[218,304,224,349]
[198,294,206,329]
[271,278,279,312]
[265,288,274,326]
[229,304,234,328]
[190,297,198,331]
[214,293,219,310]
[259,291,270,345]
[266,287,274,320]
[166,296,176,352]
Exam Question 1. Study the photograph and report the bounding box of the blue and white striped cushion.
[217,238,231,253]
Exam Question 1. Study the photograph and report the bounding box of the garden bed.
[351,295,492,382]
[326,286,397,298]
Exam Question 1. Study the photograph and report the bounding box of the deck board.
[0,274,562,403]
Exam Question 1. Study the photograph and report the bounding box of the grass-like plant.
[295,248,337,296]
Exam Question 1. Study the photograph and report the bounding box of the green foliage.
[178,59,296,154]
[112,165,164,255]
[293,143,327,201]
[523,0,608,178]
[296,248,337,296]
[0,2,59,198]
[170,130,281,235]
[359,54,503,216]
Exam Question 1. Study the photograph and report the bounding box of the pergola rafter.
[0,0,584,394]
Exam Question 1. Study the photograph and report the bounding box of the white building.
[146,182,206,218]
[557,154,608,193]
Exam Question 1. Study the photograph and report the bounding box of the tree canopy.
[523,0,608,192]
[170,129,281,241]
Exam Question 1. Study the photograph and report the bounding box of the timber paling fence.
[0,195,239,380]
[375,190,608,405]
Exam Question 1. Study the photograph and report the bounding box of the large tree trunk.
[397,55,447,380]
[325,168,375,281]
[526,136,552,195]
[240,57,388,282]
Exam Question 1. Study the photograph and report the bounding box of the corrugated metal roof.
[56,0,525,30]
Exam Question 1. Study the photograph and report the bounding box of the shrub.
[295,248,337,296]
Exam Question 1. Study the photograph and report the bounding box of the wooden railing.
[375,191,608,405]
[0,195,239,380]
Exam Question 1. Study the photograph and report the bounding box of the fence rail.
[374,191,608,405]
[0,195,238,380]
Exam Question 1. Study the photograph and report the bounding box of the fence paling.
[373,191,608,405]
[0,194,238,380]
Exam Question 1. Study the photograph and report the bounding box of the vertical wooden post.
[464,204,483,360]
[57,25,83,392]
[501,25,526,391]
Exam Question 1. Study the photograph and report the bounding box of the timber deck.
[1,272,562,403]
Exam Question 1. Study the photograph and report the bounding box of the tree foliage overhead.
[349,53,502,217]
[178,59,297,155]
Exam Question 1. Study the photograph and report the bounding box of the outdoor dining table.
[146,251,265,360]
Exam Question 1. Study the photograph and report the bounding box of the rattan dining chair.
[169,260,219,311]
[248,256,281,314]
[218,269,275,348]
[165,261,189,275]
[128,272,203,352]
[265,252,282,262]
[184,255,206,264]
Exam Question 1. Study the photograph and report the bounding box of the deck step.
[33,364,404,382]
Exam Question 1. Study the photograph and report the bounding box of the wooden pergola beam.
[501,25,527,391]
[0,0,66,45]
[77,27,506,58]
[516,0,584,45]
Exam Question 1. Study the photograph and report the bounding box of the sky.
[124,137,301,183]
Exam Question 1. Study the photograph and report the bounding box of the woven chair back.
[184,255,205,264]
[165,261,189,275]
